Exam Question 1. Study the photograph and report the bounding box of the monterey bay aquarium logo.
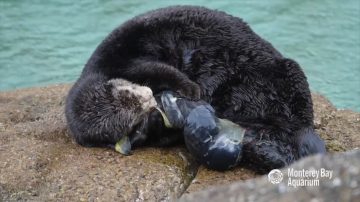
[268,169,283,184]
[268,168,333,187]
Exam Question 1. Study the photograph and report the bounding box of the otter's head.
[107,79,157,113]
[69,77,157,141]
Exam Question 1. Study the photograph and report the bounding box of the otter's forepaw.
[176,81,201,100]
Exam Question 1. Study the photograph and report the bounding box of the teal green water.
[1,0,359,111]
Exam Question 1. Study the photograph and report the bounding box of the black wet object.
[158,91,245,170]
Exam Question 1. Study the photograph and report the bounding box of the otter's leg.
[241,128,325,174]
[273,58,314,128]
[279,60,326,156]
[295,127,326,158]
[241,130,296,174]
[123,59,201,100]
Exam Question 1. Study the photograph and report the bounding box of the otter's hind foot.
[242,135,296,173]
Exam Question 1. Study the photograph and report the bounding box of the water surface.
[1,0,359,111]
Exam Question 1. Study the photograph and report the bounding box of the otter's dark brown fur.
[65,6,325,172]
[65,75,156,147]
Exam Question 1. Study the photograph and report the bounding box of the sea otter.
[65,5,325,172]
[65,75,157,148]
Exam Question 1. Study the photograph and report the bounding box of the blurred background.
[0,0,359,111]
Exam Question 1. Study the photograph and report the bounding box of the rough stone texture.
[180,150,360,202]
[183,166,257,194]
[0,84,359,201]
[0,84,198,201]
[184,93,360,193]
[312,94,360,152]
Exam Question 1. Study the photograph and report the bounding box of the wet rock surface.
[0,85,359,201]
[0,85,197,201]
[180,150,360,202]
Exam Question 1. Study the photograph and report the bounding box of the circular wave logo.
[268,169,283,184]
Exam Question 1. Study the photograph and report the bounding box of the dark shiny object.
[159,91,245,170]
